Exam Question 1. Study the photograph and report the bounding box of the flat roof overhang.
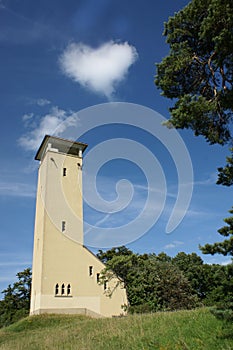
[35,135,88,161]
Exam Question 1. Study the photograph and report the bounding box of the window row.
[54,278,107,296]
[54,268,107,296]
[55,283,71,296]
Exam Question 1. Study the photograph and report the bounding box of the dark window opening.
[89,266,93,276]
[62,221,66,232]
[61,283,65,295]
[67,284,71,295]
[96,273,100,283]
[55,283,59,295]
[63,168,67,176]
[104,281,107,290]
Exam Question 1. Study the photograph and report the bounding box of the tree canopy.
[155,0,233,263]
[98,247,233,313]
[200,207,233,256]
[155,0,233,321]
[155,0,233,146]
[0,268,31,328]
[99,249,198,312]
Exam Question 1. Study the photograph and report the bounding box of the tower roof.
[35,135,88,161]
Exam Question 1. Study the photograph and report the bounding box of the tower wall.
[30,137,127,317]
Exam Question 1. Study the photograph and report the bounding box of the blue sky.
[0,0,232,294]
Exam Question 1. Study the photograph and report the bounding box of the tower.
[30,135,127,317]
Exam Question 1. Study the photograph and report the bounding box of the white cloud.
[25,98,51,107]
[59,41,138,98]
[19,107,78,151]
[164,243,176,249]
[36,98,51,106]
[164,240,184,250]
[22,113,34,122]
[220,259,233,266]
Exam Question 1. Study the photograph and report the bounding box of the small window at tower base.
[67,284,71,295]
[54,283,72,297]
[55,283,59,295]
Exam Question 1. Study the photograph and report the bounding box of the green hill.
[0,308,232,350]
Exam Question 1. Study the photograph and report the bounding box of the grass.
[0,308,232,350]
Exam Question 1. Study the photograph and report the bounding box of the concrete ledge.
[30,308,104,318]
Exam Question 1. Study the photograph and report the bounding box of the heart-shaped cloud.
[59,41,138,99]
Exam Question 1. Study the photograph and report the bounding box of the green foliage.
[156,0,233,323]
[200,207,233,256]
[156,0,233,258]
[155,252,172,263]
[97,246,133,264]
[170,252,231,306]
[100,248,198,312]
[217,149,233,186]
[211,302,233,322]
[99,247,233,312]
[172,252,207,300]
[0,309,232,350]
[145,258,197,311]
[0,268,31,328]
[155,0,233,146]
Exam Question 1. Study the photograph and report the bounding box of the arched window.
[61,283,65,295]
[55,283,59,295]
[67,284,71,295]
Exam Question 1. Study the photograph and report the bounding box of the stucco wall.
[30,146,127,317]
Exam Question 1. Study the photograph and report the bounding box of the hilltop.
[0,308,232,350]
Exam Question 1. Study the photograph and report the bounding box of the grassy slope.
[0,308,232,350]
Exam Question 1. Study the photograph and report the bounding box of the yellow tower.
[30,135,127,317]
